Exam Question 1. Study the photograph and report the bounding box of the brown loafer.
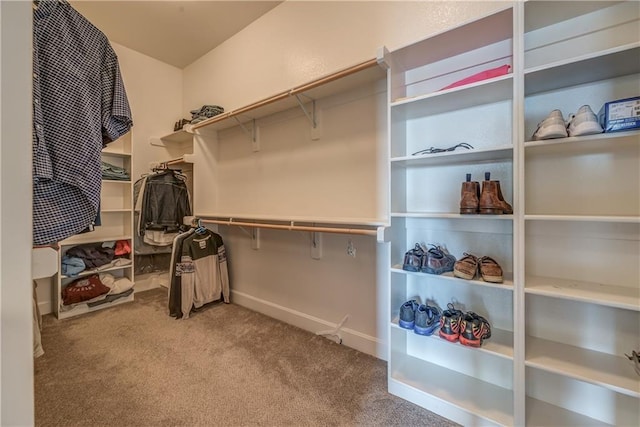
[453,253,479,280]
[479,256,503,283]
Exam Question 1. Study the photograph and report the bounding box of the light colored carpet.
[35,288,458,427]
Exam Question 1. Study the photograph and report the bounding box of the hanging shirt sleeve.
[101,43,133,145]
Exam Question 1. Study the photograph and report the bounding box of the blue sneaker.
[399,300,419,329]
[414,304,442,336]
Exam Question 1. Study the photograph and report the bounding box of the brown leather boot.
[479,172,502,214]
[494,180,513,214]
[459,174,479,214]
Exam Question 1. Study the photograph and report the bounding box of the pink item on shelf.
[439,64,511,91]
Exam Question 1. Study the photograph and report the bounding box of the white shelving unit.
[522,2,640,425]
[382,1,639,425]
[54,133,135,319]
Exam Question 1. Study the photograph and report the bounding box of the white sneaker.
[532,109,568,140]
[567,105,603,137]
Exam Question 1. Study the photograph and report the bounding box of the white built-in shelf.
[390,7,513,75]
[524,43,640,95]
[390,352,514,426]
[60,263,132,280]
[525,215,640,224]
[391,74,513,119]
[391,266,514,291]
[391,212,513,220]
[526,336,640,399]
[159,127,193,144]
[391,145,513,167]
[391,319,514,359]
[60,235,131,246]
[525,275,640,312]
[57,292,134,320]
[191,59,386,134]
[101,150,131,158]
[525,397,611,427]
[102,179,132,185]
[100,208,131,214]
[524,130,640,153]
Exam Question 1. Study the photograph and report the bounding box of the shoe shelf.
[525,397,612,427]
[391,74,513,118]
[524,129,640,151]
[390,319,514,360]
[391,144,513,168]
[391,266,514,291]
[524,215,640,224]
[524,43,640,96]
[389,350,514,427]
[525,336,640,399]
[391,212,513,220]
[525,275,640,312]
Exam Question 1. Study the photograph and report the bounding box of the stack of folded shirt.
[62,273,135,307]
[101,160,130,181]
[190,105,224,124]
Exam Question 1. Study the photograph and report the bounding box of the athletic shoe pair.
[439,303,491,347]
[401,243,456,275]
[399,299,442,336]
[532,105,603,140]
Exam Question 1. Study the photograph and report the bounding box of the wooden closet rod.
[191,58,379,131]
[201,219,378,236]
[165,157,184,165]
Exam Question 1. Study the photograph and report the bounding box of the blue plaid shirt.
[33,0,133,245]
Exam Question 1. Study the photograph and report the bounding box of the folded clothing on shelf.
[101,161,130,181]
[190,105,225,124]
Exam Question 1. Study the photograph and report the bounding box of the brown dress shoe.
[453,253,479,280]
[460,173,480,214]
[479,256,503,283]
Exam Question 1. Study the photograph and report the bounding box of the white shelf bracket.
[233,117,260,151]
[294,94,321,140]
[310,231,322,260]
[251,228,260,250]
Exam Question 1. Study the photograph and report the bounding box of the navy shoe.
[402,244,425,272]
[399,300,419,329]
[414,304,442,336]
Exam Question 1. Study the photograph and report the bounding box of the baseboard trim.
[231,290,385,360]
[38,300,53,316]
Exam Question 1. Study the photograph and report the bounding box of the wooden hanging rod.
[201,218,379,237]
[165,157,185,165]
[191,58,380,131]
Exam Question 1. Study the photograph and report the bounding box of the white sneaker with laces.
[567,105,603,137]
[532,109,568,140]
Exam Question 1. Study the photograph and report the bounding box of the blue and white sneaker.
[399,300,419,329]
[414,304,442,336]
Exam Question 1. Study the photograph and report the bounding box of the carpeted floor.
[34,288,458,427]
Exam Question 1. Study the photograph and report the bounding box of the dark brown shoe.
[479,256,503,283]
[479,173,502,214]
[459,174,479,214]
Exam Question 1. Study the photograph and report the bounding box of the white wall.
[0,1,35,425]
[182,0,505,358]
